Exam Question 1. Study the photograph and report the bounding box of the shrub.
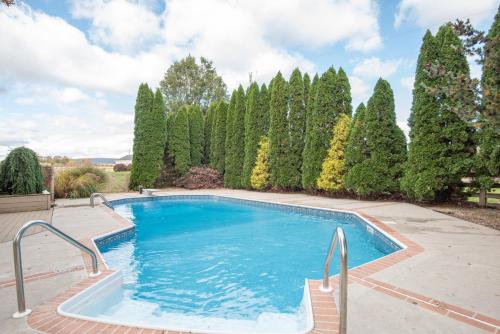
[250,137,270,190]
[174,167,223,189]
[55,167,107,198]
[113,163,131,172]
[0,147,45,195]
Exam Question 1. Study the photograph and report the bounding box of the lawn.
[102,171,130,193]
[466,187,500,204]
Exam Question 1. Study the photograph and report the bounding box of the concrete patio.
[0,189,499,333]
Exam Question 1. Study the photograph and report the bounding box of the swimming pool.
[59,195,402,333]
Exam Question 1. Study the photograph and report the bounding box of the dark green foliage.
[211,100,228,173]
[268,72,291,188]
[130,85,166,189]
[159,55,227,113]
[188,105,204,166]
[302,68,337,189]
[345,79,406,196]
[0,147,44,195]
[303,73,311,113]
[171,106,191,174]
[259,83,270,134]
[333,68,352,117]
[303,74,319,161]
[401,27,475,201]
[242,82,261,188]
[288,68,306,188]
[224,86,246,188]
[204,102,216,164]
[482,7,500,129]
[345,103,368,169]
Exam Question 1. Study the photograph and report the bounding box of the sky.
[0,0,498,160]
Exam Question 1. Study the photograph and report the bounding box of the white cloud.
[70,0,163,53]
[53,87,89,104]
[349,75,371,107]
[14,97,36,105]
[395,0,498,29]
[400,75,414,90]
[353,57,402,78]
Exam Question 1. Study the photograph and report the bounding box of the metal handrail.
[320,226,348,334]
[90,193,113,209]
[12,220,100,318]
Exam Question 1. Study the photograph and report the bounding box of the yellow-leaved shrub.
[250,136,270,190]
[316,114,352,191]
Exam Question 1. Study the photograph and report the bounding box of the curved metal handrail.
[320,226,348,334]
[90,193,113,209]
[12,220,100,318]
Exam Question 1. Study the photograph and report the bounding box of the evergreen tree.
[269,72,291,188]
[171,106,191,174]
[250,136,270,190]
[130,84,166,188]
[401,26,474,201]
[333,68,352,117]
[204,102,216,164]
[303,74,319,173]
[302,68,337,189]
[242,82,261,188]
[317,114,352,191]
[288,68,306,188]
[303,73,311,113]
[345,103,368,169]
[188,105,204,166]
[345,79,406,196]
[0,147,44,195]
[211,100,228,173]
[224,91,237,183]
[225,86,246,188]
[259,83,270,133]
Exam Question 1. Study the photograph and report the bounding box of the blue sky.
[0,0,498,159]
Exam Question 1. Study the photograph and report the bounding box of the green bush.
[55,167,107,198]
[0,147,45,195]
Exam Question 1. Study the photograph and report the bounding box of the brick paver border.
[19,198,500,334]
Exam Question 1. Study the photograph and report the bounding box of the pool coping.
[25,194,500,334]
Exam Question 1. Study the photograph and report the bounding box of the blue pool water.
[86,196,400,331]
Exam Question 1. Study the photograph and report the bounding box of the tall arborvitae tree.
[302,68,337,189]
[288,68,306,188]
[204,102,216,164]
[171,106,191,174]
[250,136,270,190]
[345,103,368,169]
[401,26,474,201]
[188,105,204,166]
[242,82,261,188]
[303,74,319,169]
[211,100,228,173]
[225,86,246,188]
[130,84,166,189]
[345,79,406,196]
[224,91,237,179]
[259,83,270,133]
[161,112,176,184]
[303,73,311,113]
[333,68,352,117]
[317,114,352,192]
[268,72,291,188]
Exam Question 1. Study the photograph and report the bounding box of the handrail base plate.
[13,309,31,318]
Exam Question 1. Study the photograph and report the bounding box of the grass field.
[102,171,130,193]
[466,187,499,204]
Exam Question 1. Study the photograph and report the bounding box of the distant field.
[102,171,130,193]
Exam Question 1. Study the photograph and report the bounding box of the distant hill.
[73,157,117,165]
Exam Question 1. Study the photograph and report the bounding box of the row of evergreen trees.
[130,17,498,201]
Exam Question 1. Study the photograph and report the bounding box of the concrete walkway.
[0,189,499,333]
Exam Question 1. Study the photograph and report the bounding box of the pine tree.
[317,114,352,191]
[345,79,406,196]
[401,26,474,201]
[250,136,270,190]
[242,82,261,188]
[269,72,291,188]
[171,106,191,174]
[204,102,216,164]
[225,86,246,188]
[130,85,166,188]
[288,68,306,188]
[211,100,228,173]
[345,103,368,169]
[188,105,204,166]
[302,68,337,189]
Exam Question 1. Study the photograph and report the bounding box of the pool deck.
[0,188,499,334]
